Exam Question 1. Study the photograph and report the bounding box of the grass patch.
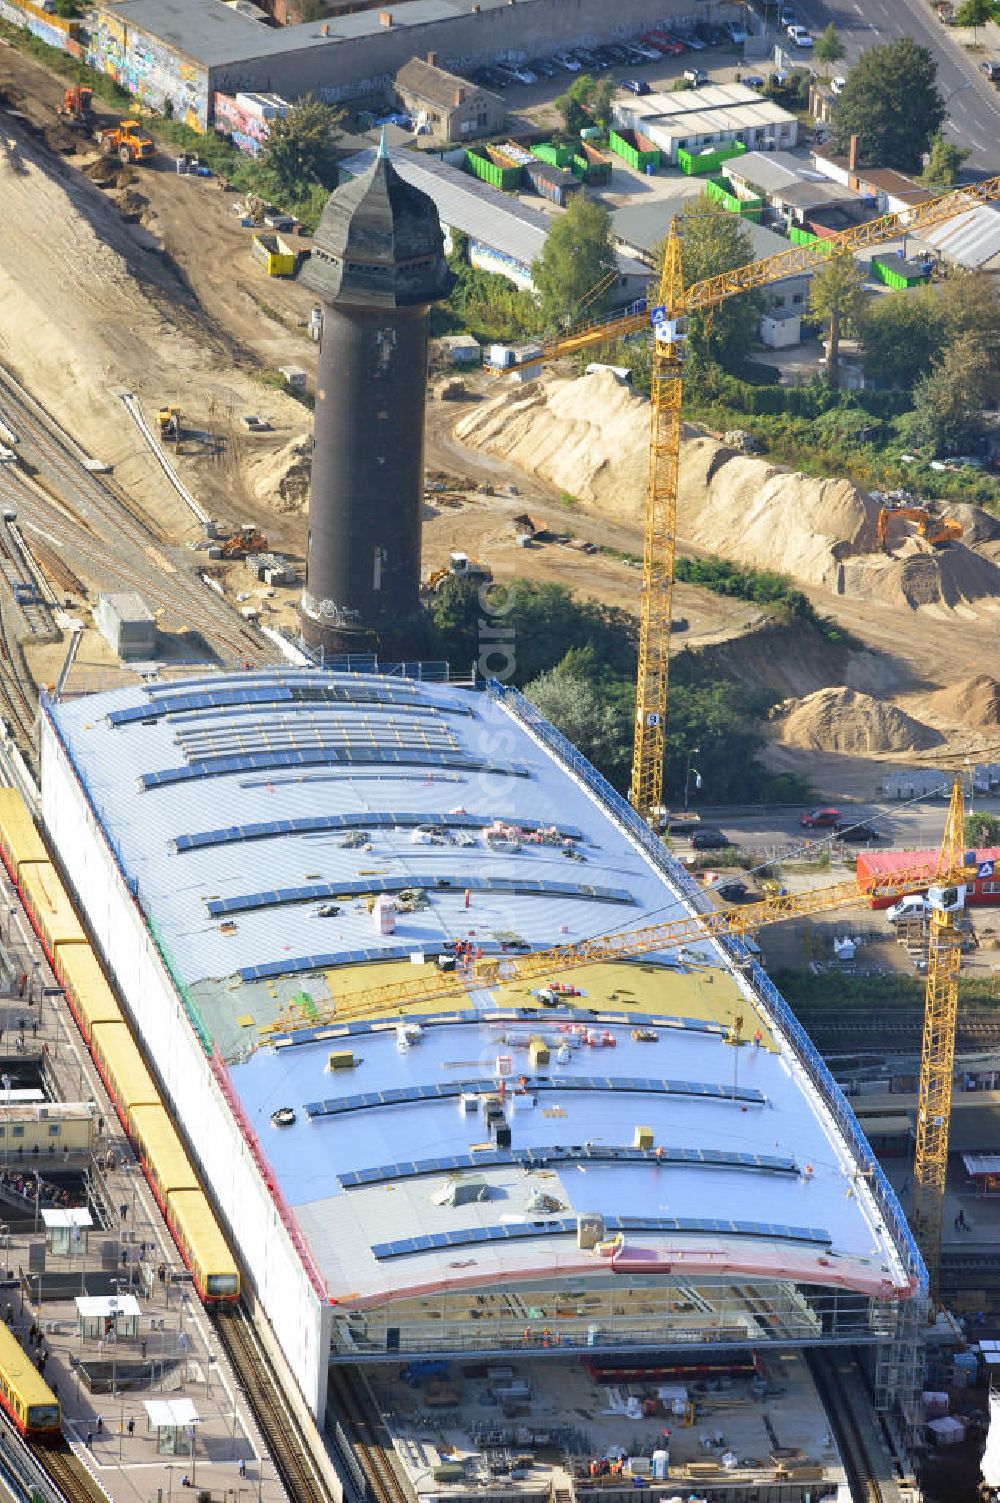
[774,969,1000,1011]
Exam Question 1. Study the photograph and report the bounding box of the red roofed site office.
[857,846,1000,908]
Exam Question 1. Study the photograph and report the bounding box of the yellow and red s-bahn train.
[0,789,240,1304]
[0,1322,61,1441]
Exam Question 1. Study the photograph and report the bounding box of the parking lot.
[460,5,819,120]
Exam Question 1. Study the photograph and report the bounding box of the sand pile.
[455,372,1000,609]
[777,687,941,754]
[928,674,1000,727]
[248,436,313,512]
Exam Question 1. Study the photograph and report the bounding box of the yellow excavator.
[877,505,963,552]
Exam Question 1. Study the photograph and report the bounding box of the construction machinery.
[57,84,94,129]
[157,407,182,444]
[497,171,1000,828]
[220,524,268,559]
[95,120,154,166]
[425,551,493,590]
[877,505,963,552]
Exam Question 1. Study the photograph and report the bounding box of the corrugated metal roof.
[339,148,647,277]
[920,204,1000,270]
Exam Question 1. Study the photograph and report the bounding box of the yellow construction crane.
[265,781,974,1294]
[503,174,1000,825]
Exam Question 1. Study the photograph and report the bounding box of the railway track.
[216,1303,332,1503]
[30,1438,111,1503]
[797,1008,1000,1041]
[0,364,276,665]
[807,1351,904,1503]
[328,1365,410,1503]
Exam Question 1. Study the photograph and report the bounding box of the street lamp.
[684,748,702,812]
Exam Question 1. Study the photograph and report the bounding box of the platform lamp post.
[683,748,702,812]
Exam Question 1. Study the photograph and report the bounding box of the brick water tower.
[299,137,453,657]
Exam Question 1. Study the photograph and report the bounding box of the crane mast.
[630,224,683,823]
[911,778,968,1301]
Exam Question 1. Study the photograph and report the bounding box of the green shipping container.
[607,128,660,172]
[533,141,574,168]
[704,176,763,219]
[464,147,521,192]
[676,139,747,176]
[571,142,612,185]
[871,255,930,290]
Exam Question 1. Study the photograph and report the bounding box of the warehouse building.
[88,0,694,132]
[338,144,648,294]
[395,54,505,142]
[722,150,866,229]
[612,84,798,166]
[610,196,813,343]
[41,667,924,1445]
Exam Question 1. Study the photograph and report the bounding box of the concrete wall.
[88,12,210,131]
[197,0,696,122]
[39,714,334,1424]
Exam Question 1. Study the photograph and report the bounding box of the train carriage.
[0,1321,61,1440]
[0,789,47,881]
[52,943,121,1042]
[130,1103,199,1206]
[88,1023,158,1126]
[166,1189,240,1301]
[17,862,85,960]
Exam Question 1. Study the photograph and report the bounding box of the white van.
[886,894,931,924]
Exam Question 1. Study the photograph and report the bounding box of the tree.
[531,195,617,329]
[908,332,996,454]
[966,811,1000,847]
[920,132,968,190]
[955,0,993,39]
[808,251,869,387]
[832,38,944,173]
[660,199,763,375]
[859,286,944,388]
[525,662,631,783]
[258,97,343,199]
[554,74,614,137]
[936,269,1000,346]
[814,23,844,70]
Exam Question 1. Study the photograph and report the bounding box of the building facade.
[396,54,504,142]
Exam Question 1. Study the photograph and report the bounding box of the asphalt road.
[672,793,1000,859]
[793,0,1000,169]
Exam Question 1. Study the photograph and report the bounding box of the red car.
[800,806,843,829]
[648,30,686,54]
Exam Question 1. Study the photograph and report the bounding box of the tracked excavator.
[877,505,963,552]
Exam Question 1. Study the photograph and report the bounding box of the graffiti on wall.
[87,18,209,130]
[0,0,79,53]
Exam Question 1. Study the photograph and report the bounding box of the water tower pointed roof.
[302,144,453,309]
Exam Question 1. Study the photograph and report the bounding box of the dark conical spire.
[302,145,453,310]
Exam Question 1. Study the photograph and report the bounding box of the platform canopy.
[144,1398,201,1429]
[42,1208,93,1229]
[75,1294,140,1318]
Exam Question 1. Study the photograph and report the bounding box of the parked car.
[658,34,687,54]
[788,24,813,46]
[742,73,765,89]
[553,52,581,71]
[836,822,883,844]
[725,21,748,43]
[691,827,734,850]
[531,58,560,78]
[780,4,798,23]
[630,40,662,60]
[683,32,707,50]
[831,75,847,95]
[622,78,651,95]
[800,806,843,829]
[887,894,931,924]
[716,880,756,903]
[684,67,708,85]
[981,59,1000,81]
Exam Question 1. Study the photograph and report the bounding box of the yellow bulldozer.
[157,407,181,444]
[95,119,154,165]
